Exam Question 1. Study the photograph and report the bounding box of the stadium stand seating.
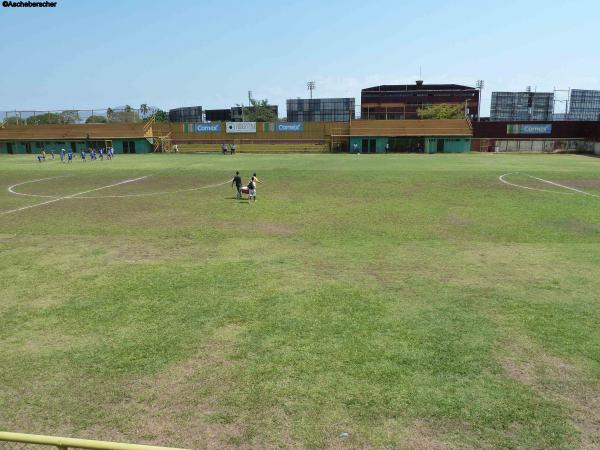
[177,142,329,153]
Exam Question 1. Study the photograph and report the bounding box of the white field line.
[0,176,147,216]
[75,179,230,198]
[499,172,600,198]
[8,176,65,198]
[526,174,600,198]
[498,173,572,195]
[8,178,230,199]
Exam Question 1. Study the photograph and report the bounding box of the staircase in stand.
[143,116,172,152]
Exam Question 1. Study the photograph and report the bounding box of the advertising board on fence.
[262,122,305,132]
[194,123,221,132]
[276,122,304,132]
[226,122,256,133]
[184,123,221,133]
[507,124,552,134]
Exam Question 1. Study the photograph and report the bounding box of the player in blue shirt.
[67,148,73,163]
[81,149,86,161]
[90,148,96,161]
[99,148,104,160]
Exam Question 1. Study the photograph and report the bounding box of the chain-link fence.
[0,107,158,126]
[1,103,478,126]
[473,138,595,153]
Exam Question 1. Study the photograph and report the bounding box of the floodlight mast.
[307,81,316,100]
[553,87,570,118]
[476,80,484,121]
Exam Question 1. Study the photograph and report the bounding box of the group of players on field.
[36,149,261,202]
[37,147,115,163]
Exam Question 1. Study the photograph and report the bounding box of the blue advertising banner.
[194,123,221,132]
[507,124,552,134]
[276,122,304,132]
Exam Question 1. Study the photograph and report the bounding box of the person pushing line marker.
[232,171,242,199]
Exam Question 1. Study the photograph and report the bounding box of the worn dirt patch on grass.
[319,418,453,450]
[499,341,600,449]
[209,220,297,239]
[442,244,584,291]
[69,236,217,264]
[4,329,89,356]
[86,323,289,448]
[553,179,600,189]
[446,212,473,227]
[112,324,245,449]
[559,219,600,235]
[1,325,267,449]
[255,222,297,236]
[104,239,200,263]
[398,419,450,450]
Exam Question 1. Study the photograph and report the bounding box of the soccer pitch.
[1,153,599,449]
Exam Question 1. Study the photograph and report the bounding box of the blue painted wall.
[349,136,470,153]
[424,137,471,153]
[0,138,152,154]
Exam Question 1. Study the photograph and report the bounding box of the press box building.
[168,106,203,123]
[568,89,600,121]
[204,109,232,122]
[361,81,479,120]
[490,92,554,121]
[286,98,355,122]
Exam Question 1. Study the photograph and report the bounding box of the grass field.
[1,153,600,449]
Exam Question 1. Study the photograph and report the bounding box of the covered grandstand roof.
[349,119,472,137]
[0,123,149,140]
[362,83,477,92]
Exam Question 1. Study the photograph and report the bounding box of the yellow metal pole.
[0,431,191,450]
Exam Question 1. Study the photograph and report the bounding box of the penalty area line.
[499,172,600,198]
[498,172,572,195]
[0,176,147,216]
[8,176,66,198]
[525,174,600,198]
[73,179,231,198]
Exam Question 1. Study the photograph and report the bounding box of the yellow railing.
[142,116,155,136]
[0,432,190,450]
[465,114,473,130]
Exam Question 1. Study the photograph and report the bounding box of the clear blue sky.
[1,0,598,116]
